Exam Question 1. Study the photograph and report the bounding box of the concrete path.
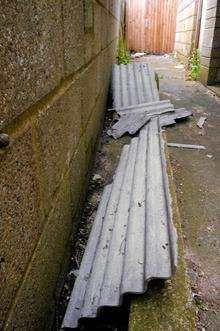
[140,55,220,331]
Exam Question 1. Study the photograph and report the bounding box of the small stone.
[92,174,102,181]
[207,154,213,158]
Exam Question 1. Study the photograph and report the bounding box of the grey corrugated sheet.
[108,107,192,139]
[117,99,173,114]
[160,108,192,126]
[112,62,159,109]
[110,62,191,138]
[62,62,180,329]
[62,118,177,329]
[107,106,174,139]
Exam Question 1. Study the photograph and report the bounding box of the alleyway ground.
[132,55,220,330]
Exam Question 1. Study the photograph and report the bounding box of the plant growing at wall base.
[117,30,130,65]
[188,48,201,80]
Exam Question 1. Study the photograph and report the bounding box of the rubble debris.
[197,117,207,129]
[160,108,192,126]
[108,107,192,139]
[92,174,102,181]
[131,52,147,59]
[110,62,192,138]
[167,143,206,150]
[107,106,174,139]
[175,64,184,69]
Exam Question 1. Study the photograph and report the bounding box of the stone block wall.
[174,0,220,85]
[200,0,220,84]
[0,1,121,329]
[174,0,198,62]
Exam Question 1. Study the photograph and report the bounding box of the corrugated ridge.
[115,99,172,113]
[62,184,112,328]
[80,144,131,318]
[118,100,173,115]
[121,127,148,294]
[112,62,159,109]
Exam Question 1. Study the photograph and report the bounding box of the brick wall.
[200,0,220,84]
[0,1,121,329]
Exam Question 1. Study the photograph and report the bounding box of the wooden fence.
[126,0,178,53]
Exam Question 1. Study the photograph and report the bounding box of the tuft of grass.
[188,48,201,80]
[117,30,130,65]
[194,294,208,311]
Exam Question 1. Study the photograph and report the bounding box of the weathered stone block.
[84,0,95,64]
[0,1,63,127]
[62,0,85,76]
[97,48,112,97]
[93,2,102,56]
[4,176,73,331]
[101,8,109,49]
[110,0,121,20]
[80,59,99,127]
[83,1,103,64]
[0,127,43,328]
[70,140,88,216]
[99,0,109,11]
[35,81,82,215]
[83,92,107,163]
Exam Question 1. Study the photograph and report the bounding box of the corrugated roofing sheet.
[116,99,173,114]
[108,105,174,139]
[110,62,192,138]
[112,62,159,109]
[62,62,182,329]
[62,119,177,329]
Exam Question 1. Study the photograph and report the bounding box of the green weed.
[117,29,130,65]
[188,48,201,80]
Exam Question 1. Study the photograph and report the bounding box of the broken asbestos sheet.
[108,62,192,138]
[108,105,192,139]
[62,118,178,329]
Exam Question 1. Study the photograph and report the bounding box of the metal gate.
[126,0,178,53]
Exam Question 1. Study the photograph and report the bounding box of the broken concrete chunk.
[92,174,102,181]
[131,52,147,59]
[197,116,207,129]
[167,143,206,150]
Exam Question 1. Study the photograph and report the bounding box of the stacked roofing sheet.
[62,62,186,329]
[108,62,192,139]
[112,62,159,109]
